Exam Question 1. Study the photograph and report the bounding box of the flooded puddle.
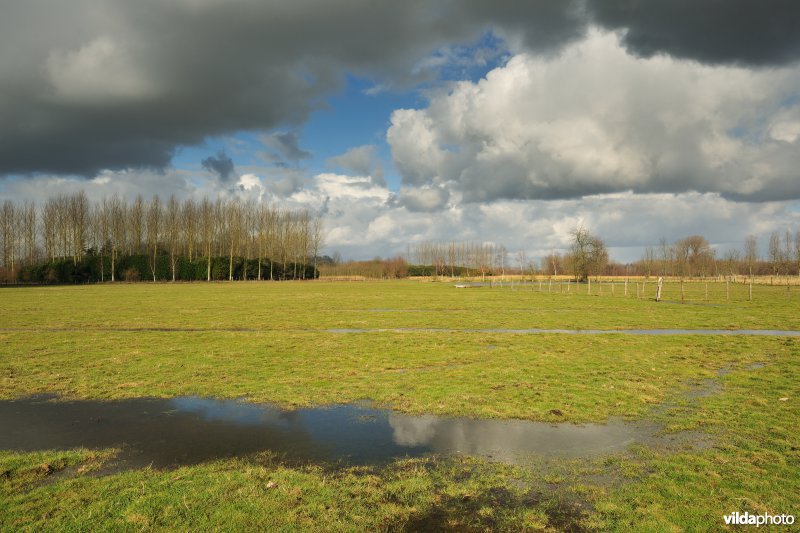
[1,396,662,470]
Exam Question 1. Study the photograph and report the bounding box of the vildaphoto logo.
[723,512,795,527]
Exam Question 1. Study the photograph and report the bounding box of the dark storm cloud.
[588,0,800,66]
[0,0,587,177]
[201,151,236,182]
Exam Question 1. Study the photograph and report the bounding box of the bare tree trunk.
[147,195,161,282]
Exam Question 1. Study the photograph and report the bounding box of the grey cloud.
[0,169,195,206]
[260,132,312,166]
[397,186,450,212]
[326,145,385,186]
[589,0,800,67]
[459,0,586,54]
[201,151,236,182]
[267,170,307,197]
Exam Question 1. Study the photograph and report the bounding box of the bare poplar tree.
[1,201,16,272]
[55,195,69,260]
[516,250,526,281]
[256,203,267,280]
[68,191,89,265]
[146,195,162,282]
[42,198,58,261]
[130,195,144,255]
[795,230,800,278]
[241,199,256,280]
[783,229,793,279]
[298,209,310,279]
[310,212,324,279]
[641,247,656,278]
[744,235,758,276]
[94,200,111,281]
[658,237,671,276]
[182,198,198,262]
[200,198,214,281]
[19,201,37,266]
[225,199,241,281]
[166,195,180,282]
[723,249,740,279]
[768,231,782,277]
[109,195,126,281]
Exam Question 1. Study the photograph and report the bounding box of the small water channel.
[2,327,798,336]
[327,328,800,336]
[1,396,663,470]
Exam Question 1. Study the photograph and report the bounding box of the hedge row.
[406,265,483,277]
[18,254,318,284]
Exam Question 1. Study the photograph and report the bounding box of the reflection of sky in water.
[168,397,651,462]
[167,399,429,460]
[171,397,642,461]
[389,414,648,462]
[170,397,293,429]
[4,396,659,466]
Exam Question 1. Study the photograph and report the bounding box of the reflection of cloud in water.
[389,413,647,461]
[170,397,294,429]
[390,414,440,446]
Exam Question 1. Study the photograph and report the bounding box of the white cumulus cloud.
[387,30,800,203]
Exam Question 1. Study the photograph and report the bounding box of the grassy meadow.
[1,280,798,531]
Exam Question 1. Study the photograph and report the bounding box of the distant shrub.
[122,267,140,282]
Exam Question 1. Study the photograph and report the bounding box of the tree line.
[405,230,608,281]
[0,192,324,283]
[636,233,800,279]
[358,229,798,281]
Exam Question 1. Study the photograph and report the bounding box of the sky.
[1,0,800,262]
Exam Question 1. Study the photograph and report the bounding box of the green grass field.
[1,281,798,531]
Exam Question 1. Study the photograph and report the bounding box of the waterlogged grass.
[1,281,798,530]
[597,352,800,531]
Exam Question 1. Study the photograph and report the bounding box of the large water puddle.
[1,396,667,470]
